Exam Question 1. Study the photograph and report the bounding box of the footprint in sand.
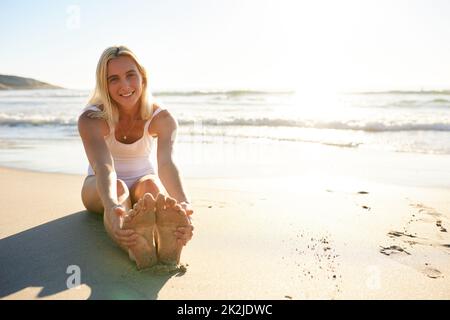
[387,230,417,239]
[379,245,411,256]
[122,193,158,270]
[423,266,443,279]
[436,220,447,233]
[155,193,191,265]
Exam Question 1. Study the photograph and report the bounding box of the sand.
[0,166,449,300]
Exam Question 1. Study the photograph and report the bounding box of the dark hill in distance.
[0,74,63,90]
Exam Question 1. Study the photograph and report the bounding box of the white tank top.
[81,105,163,182]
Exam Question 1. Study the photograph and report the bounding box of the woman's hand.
[175,202,194,246]
[174,223,194,246]
[180,201,194,216]
[104,205,139,248]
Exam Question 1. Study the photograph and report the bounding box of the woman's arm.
[78,112,137,247]
[154,110,194,246]
[78,113,119,210]
[153,110,194,246]
[154,111,192,212]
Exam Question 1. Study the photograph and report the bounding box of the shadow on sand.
[0,211,179,299]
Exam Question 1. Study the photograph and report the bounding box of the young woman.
[78,46,194,269]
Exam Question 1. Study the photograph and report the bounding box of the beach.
[3,0,450,301]
[1,143,449,299]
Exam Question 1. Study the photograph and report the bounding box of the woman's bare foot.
[121,193,157,270]
[155,194,190,265]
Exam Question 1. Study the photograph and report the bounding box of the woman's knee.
[141,179,160,196]
[81,176,102,213]
[131,177,160,201]
[82,177,129,213]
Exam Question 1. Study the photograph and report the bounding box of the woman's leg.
[81,175,132,214]
[154,194,191,264]
[129,174,160,204]
[129,176,191,265]
[121,175,162,269]
[81,175,132,252]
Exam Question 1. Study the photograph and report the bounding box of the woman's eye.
[109,78,118,83]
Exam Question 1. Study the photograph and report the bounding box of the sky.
[1,0,450,92]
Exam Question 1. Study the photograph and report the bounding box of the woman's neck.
[118,105,140,121]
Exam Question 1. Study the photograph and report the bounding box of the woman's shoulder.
[152,101,177,121]
[81,104,104,114]
[79,104,106,119]
[151,102,168,117]
[78,104,109,136]
[148,103,177,136]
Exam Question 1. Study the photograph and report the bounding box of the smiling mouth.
[120,90,135,97]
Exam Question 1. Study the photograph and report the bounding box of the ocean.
[1,88,450,185]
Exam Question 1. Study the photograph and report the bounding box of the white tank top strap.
[151,106,164,119]
[143,119,152,134]
[143,106,163,134]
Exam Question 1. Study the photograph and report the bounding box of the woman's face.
[107,55,143,110]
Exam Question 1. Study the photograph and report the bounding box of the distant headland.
[0,74,63,90]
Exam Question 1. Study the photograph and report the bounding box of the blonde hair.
[86,45,155,123]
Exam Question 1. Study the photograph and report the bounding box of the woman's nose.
[119,77,131,88]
